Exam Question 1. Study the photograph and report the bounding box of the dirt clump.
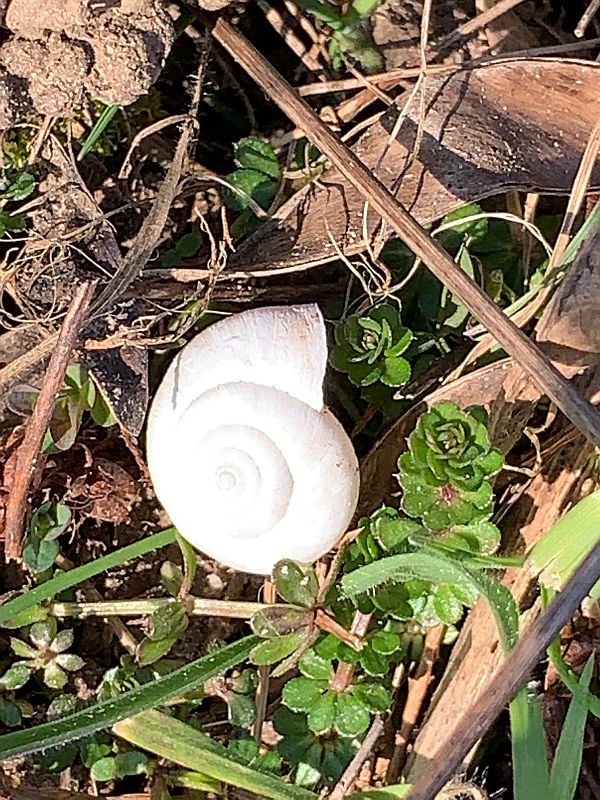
[0,0,174,126]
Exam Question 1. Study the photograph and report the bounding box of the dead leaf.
[229,59,600,275]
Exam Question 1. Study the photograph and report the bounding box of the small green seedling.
[7,618,84,690]
[331,303,412,388]
[295,0,384,73]
[8,363,115,452]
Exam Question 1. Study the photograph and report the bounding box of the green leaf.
[548,655,594,800]
[225,169,276,211]
[90,391,116,427]
[341,552,479,600]
[44,662,68,689]
[358,647,389,677]
[0,699,21,727]
[526,490,600,591]
[283,677,327,713]
[235,137,280,179]
[175,530,197,596]
[299,650,334,681]
[114,750,148,779]
[227,692,256,729]
[52,629,74,653]
[0,663,31,690]
[350,683,390,712]
[10,638,37,658]
[78,104,119,161]
[380,357,411,387]
[273,561,319,607]
[91,756,117,782]
[136,635,181,667]
[23,536,60,573]
[433,584,464,624]
[148,603,187,641]
[250,631,307,666]
[0,635,258,759]
[160,561,185,597]
[113,709,317,800]
[307,691,336,735]
[0,529,177,626]
[55,654,84,672]
[334,692,371,738]
[510,688,549,800]
[370,630,401,656]
[2,171,35,201]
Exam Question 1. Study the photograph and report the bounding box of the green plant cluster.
[339,506,478,629]
[295,0,384,73]
[0,168,35,238]
[4,619,84,691]
[282,646,390,739]
[398,401,503,533]
[331,303,412,388]
[226,137,281,213]
[8,364,115,453]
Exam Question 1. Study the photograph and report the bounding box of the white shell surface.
[146,304,360,574]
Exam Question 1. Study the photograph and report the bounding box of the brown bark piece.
[229,59,600,275]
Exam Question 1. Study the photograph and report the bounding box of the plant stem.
[330,611,372,692]
[51,597,264,619]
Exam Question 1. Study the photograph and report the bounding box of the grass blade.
[78,104,119,160]
[0,528,177,625]
[510,688,549,800]
[548,655,594,800]
[113,709,317,800]
[0,634,258,759]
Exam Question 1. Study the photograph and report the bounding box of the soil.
[0,0,174,126]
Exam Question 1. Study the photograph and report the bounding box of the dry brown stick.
[406,535,600,800]
[330,714,385,800]
[298,38,600,96]
[547,117,600,270]
[3,281,96,561]
[212,18,600,449]
[575,0,600,37]
[386,625,445,784]
[440,0,529,46]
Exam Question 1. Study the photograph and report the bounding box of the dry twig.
[3,281,96,560]
[330,715,385,800]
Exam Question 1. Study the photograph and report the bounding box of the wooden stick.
[3,282,96,560]
[330,714,385,800]
[212,19,600,450]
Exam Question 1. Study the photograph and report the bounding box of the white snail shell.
[146,304,360,575]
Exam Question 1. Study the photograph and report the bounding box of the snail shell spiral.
[146,304,360,574]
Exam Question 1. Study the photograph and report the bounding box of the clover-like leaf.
[299,649,334,681]
[273,560,319,607]
[350,682,391,713]
[282,676,327,712]
[308,691,336,735]
[334,691,371,737]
